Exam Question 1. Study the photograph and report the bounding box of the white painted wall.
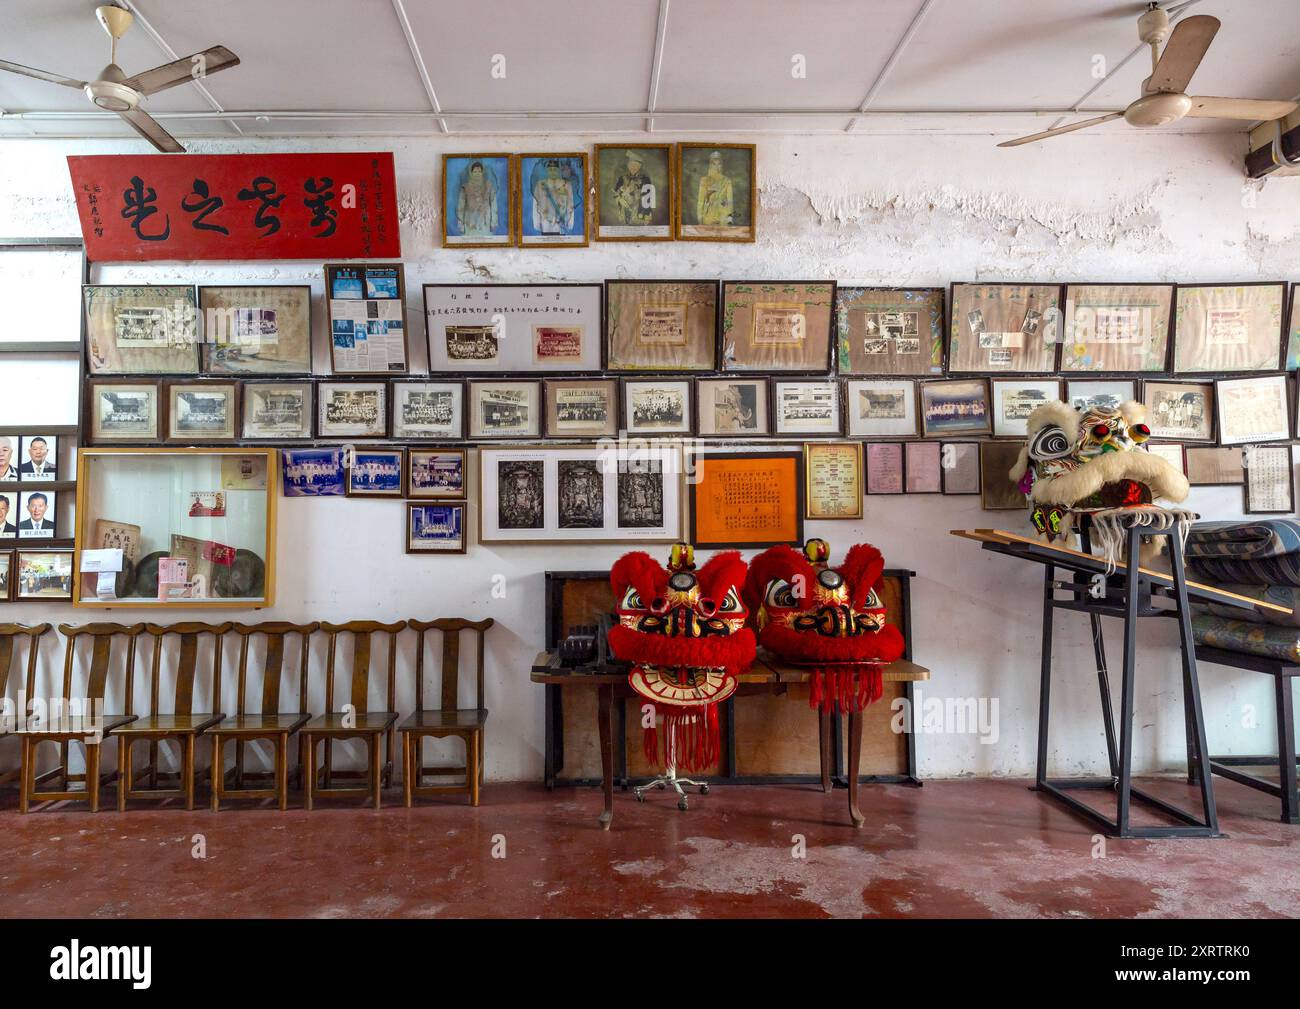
[1,131,1297,782]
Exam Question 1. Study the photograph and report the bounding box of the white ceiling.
[0,0,1297,140]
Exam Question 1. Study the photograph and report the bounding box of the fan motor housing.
[1125,92,1192,127]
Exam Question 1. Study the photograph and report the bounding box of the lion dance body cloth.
[744,539,906,713]
[609,544,756,772]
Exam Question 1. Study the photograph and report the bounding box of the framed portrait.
[84,284,199,375]
[391,381,464,440]
[623,379,693,436]
[1244,445,1295,515]
[980,441,1026,511]
[1142,380,1214,442]
[468,380,542,440]
[865,442,904,495]
[1185,447,1244,486]
[696,378,770,438]
[687,450,802,549]
[1066,379,1137,414]
[905,441,943,494]
[87,380,161,444]
[1144,442,1187,476]
[282,447,345,497]
[948,283,1061,374]
[198,285,313,375]
[407,448,466,500]
[407,502,468,554]
[721,281,836,372]
[15,549,72,601]
[241,381,313,441]
[0,489,12,541]
[17,488,56,539]
[1173,282,1286,374]
[604,279,718,372]
[324,263,409,375]
[18,435,58,481]
[1060,283,1173,373]
[675,143,755,242]
[941,442,981,495]
[835,287,945,376]
[992,378,1061,439]
[544,379,619,439]
[772,380,842,437]
[0,435,13,481]
[346,447,404,498]
[317,381,388,439]
[1216,374,1290,445]
[594,144,674,241]
[166,381,238,443]
[442,153,514,248]
[517,153,589,248]
[844,380,918,438]
[803,441,863,520]
[919,378,992,438]
[424,283,602,373]
[0,550,10,600]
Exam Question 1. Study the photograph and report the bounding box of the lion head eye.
[766,580,799,609]
[717,588,743,613]
[1131,423,1151,443]
[620,586,645,610]
[1029,425,1073,461]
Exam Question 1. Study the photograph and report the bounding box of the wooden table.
[531,654,930,829]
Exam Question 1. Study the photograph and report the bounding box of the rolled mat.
[1192,613,1300,663]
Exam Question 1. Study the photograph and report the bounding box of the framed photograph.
[517,153,589,247]
[980,441,1026,511]
[468,380,541,440]
[1287,283,1300,370]
[346,447,404,498]
[407,449,466,500]
[920,378,992,438]
[198,285,312,375]
[325,263,409,375]
[941,442,981,495]
[17,488,55,539]
[623,379,693,436]
[0,550,10,600]
[845,380,917,438]
[1060,283,1174,372]
[0,436,13,481]
[721,281,836,372]
[948,283,1061,373]
[1144,442,1187,476]
[282,447,345,497]
[0,492,12,540]
[992,379,1061,439]
[604,279,718,372]
[166,381,238,443]
[391,381,464,440]
[544,379,618,439]
[1173,282,1286,374]
[696,378,770,438]
[1244,445,1294,515]
[84,284,199,375]
[1216,374,1291,445]
[1066,379,1137,414]
[1185,447,1244,486]
[687,450,802,549]
[241,381,313,441]
[442,153,514,248]
[424,284,602,373]
[87,380,161,444]
[317,381,388,439]
[15,549,72,601]
[1141,381,1214,442]
[594,144,674,242]
[675,143,755,242]
[865,442,904,495]
[773,380,842,437]
[407,502,468,554]
[803,442,863,520]
[835,287,946,376]
[905,441,943,494]
[18,435,58,481]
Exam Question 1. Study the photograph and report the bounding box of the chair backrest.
[56,623,146,704]
[319,620,408,713]
[230,621,320,716]
[139,622,233,716]
[0,623,52,719]
[408,618,494,712]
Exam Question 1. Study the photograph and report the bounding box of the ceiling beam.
[645,0,671,132]
[846,0,935,132]
[391,0,448,133]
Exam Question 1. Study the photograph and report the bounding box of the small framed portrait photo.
[0,491,15,540]
[675,143,756,242]
[18,435,57,481]
[594,144,674,242]
[443,153,514,248]
[517,153,589,248]
[407,449,467,500]
[623,379,693,436]
[0,435,15,480]
[407,502,467,554]
[166,381,238,442]
[17,489,56,539]
[346,448,405,498]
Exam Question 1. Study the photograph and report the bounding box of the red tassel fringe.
[643,703,720,773]
[808,667,884,714]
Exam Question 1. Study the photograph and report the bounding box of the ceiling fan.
[0,4,238,153]
[999,3,1297,148]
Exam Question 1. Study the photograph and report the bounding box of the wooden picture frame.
[1066,379,1137,413]
[604,279,719,372]
[948,282,1061,374]
[835,286,946,376]
[979,441,1026,511]
[695,378,771,438]
[544,378,619,439]
[772,379,842,437]
[687,449,803,549]
[517,152,590,248]
[1185,446,1244,486]
[198,284,313,376]
[468,380,542,440]
[622,378,694,437]
[14,549,72,601]
[241,381,314,441]
[803,441,863,520]
[1172,282,1287,375]
[317,381,388,439]
[904,440,943,494]
[675,142,756,242]
[721,280,836,372]
[845,379,918,438]
[442,153,515,248]
[87,379,163,445]
[865,442,904,495]
[1215,374,1291,445]
[1141,380,1215,442]
[1243,445,1295,514]
[1059,282,1174,373]
[919,378,992,438]
[84,284,200,376]
[165,380,239,443]
[940,442,982,495]
[390,380,465,440]
[0,549,11,600]
[991,378,1062,439]
[406,448,467,500]
[346,447,404,498]
[324,263,409,375]
[594,143,675,242]
[407,501,469,554]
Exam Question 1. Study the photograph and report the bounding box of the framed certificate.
[948,283,1061,374]
[687,450,803,549]
[803,442,863,520]
[1185,447,1244,486]
[835,286,945,376]
[1244,445,1294,515]
[604,279,718,372]
[940,442,981,495]
[1060,283,1173,373]
[721,281,836,372]
[1172,282,1286,374]
[865,442,904,496]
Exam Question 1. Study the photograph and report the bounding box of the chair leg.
[403,733,413,808]
[210,735,222,812]
[277,733,288,812]
[468,731,480,807]
[184,735,195,811]
[370,733,382,810]
[87,742,101,813]
[302,734,314,810]
[20,736,31,814]
[479,728,486,788]
[117,736,130,812]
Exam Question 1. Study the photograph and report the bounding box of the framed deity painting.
[675,143,756,242]
[442,153,514,248]
[721,281,836,372]
[593,144,674,242]
[517,153,589,248]
[835,286,945,376]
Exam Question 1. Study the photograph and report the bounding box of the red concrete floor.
[0,776,1296,918]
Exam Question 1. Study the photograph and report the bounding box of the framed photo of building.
[1060,283,1173,373]
[391,381,464,440]
[165,381,238,443]
[992,379,1061,439]
[772,380,842,437]
[346,447,404,498]
[87,380,161,444]
[623,379,693,436]
[241,381,313,441]
[1141,380,1214,442]
[865,442,904,495]
[919,378,992,438]
[282,447,345,497]
[1172,282,1286,374]
[407,502,468,554]
[940,442,981,495]
[442,153,514,248]
[980,441,1026,511]
[1066,379,1137,414]
[18,435,58,481]
[16,489,55,539]
[324,263,409,375]
[835,287,945,376]
[948,283,1061,373]
[696,378,770,438]
[1216,374,1290,445]
[198,285,313,375]
[468,380,541,440]
[687,450,802,549]
[317,381,388,439]
[594,144,674,242]
[721,281,836,372]
[407,449,466,500]
[675,143,756,242]
[544,379,618,439]
[803,441,862,519]
[1244,445,1294,515]
[14,549,72,601]
[424,283,602,373]
[517,153,589,248]
[604,279,718,372]
[845,379,917,438]
[84,284,199,375]
[905,441,943,494]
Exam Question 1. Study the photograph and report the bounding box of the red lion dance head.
[744,539,905,713]
[608,543,756,772]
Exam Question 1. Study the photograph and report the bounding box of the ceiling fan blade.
[120,45,239,96]
[997,112,1123,148]
[1147,14,1220,94]
[0,58,85,89]
[1188,96,1299,121]
[119,106,185,153]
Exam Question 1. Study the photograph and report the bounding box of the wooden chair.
[113,622,230,811]
[0,624,52,785]
[399,618,494,807]
[209,621,318,811]
[19,623,143,813]
[302,620,406,810]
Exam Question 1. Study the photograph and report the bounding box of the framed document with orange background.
[687,450,803,549]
